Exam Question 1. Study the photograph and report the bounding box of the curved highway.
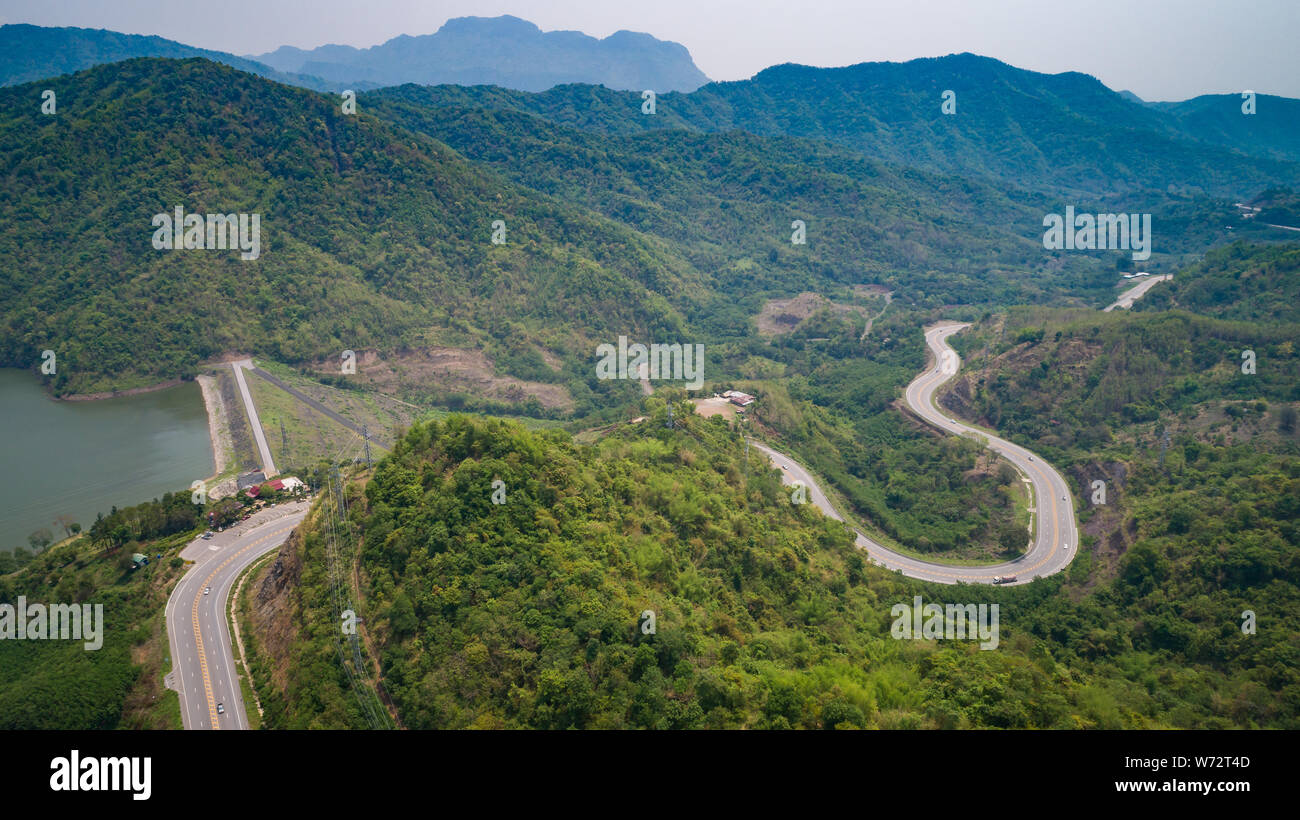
[165,500,310,729]
[756,322,1077,585]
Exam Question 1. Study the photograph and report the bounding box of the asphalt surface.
[231,359,278,477]
[248,365,393,448]
[165,500,309,729]
[1104,274,1172,311]
[754,322,1078,585]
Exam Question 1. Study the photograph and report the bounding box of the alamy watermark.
[152,206,261,260]
[50,750,150,801]
[1241,349,1256,374]
[1043,206,1151,261]
[0,597,103,650]
[596,336,704,389]
[890,595,999,650]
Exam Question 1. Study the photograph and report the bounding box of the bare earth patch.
[691,396,738,420]
[756,292,833,336]
[755,291,873,337]
[317,347,574,412]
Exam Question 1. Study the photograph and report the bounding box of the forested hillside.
[1132,242,1300,325]
[0,24,337,90]
[1152,93,1300,164]
[0,493,204,729]
[3,41,1298,735]
[947,303,1300,455]
[744,307,1030,561]
[370,54,1300,196]
[5,56,1288,400]
[366,93,1111,311]
[247,407,1299,729]
[0,58,702,397]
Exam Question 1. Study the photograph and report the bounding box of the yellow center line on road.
[190,522,296,729]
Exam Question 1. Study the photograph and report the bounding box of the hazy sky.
[1,0,1296,101]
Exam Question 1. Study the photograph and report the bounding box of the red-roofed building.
[723,390,756,407]
[245,476,305,498]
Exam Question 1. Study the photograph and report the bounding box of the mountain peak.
[436,15,542,36]
[254,15,710,93]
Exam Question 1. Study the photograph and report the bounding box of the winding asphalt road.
[165,500,309,729]
[755,322,1078,585]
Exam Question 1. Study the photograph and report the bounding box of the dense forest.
[948,304,1300,458]
[0,514,193,729]
[369,56,1300,196]
[6,55,1285,401]
[0,58,701,398]
[3,51,1298,732]
[366,93,1107,310]
[1132,241,1300,324]
[247,403,1299,729]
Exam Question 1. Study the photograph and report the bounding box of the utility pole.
[666,404,674,430]
[1158,426,1171,467]
[363,425,372,468]
[280,418,288,460]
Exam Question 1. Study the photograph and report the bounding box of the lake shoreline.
[196,373,238,499]
[0,369,215,548]
[57,378,188,401]
[52,370,235,498]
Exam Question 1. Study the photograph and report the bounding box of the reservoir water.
[0,369,214,551]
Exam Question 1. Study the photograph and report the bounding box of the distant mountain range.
[0,16,710,94]
[5,20,1297,197]
[0,23,346,91]
[251,15,711,92]
[373,54,1300,196]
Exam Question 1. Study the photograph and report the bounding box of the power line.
[320,443,393,729]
